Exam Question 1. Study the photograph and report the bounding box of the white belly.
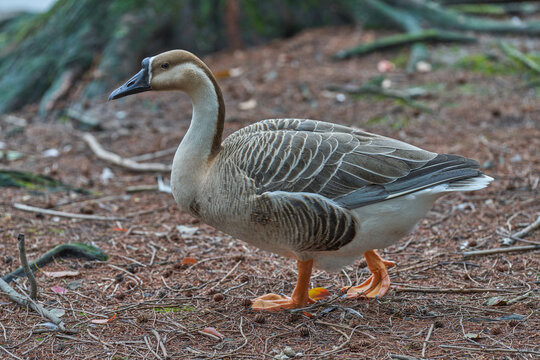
[311,187,446,271]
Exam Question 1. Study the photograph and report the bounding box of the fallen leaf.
[91,313,117,324]
[51,285,67,294]
[113,227,128,232]
[42,270,80,278]
[201,327,225,340]
[181,257,197,265]
[308,287,331,301]
[303,312,313,318]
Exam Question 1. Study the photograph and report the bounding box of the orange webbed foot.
[251,293,315,311]
[343,250,395,299]
[252,259,315,311]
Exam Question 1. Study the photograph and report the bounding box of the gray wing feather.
[222,118,437,199]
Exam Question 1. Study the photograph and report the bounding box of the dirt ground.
[0,25,539,359]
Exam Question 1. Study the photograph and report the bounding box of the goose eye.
[161,63,169,69]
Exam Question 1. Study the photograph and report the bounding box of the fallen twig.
[0,277,67,332]
[0,345,24,360]
[422,323,435,358]
[81,132,171,172]
[394,287,515,294]
[318,326,358,357]
[388,354,420,360]
[439,344,540,355]
[208,260,242,291]
[129,147,176,162]
[463,244,539,257]
[17,234,37,300]
[144,335,163,360]
[13,202,125,221]
[150,329,168,360]
[503,214,540,245]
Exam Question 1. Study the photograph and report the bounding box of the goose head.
[108,50,216,100]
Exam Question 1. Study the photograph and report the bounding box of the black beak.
[108,57,152,100]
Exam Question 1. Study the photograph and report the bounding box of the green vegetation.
[454,53,515,75]
[153,305,195,313]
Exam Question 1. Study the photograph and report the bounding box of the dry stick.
[81,132,171,172]
[395,287,514,294]
[17,234,37,300]
[150,329,168,359]
[129,147,177,162]
[0,277,67,332]
[0,345,24,360]
[439,344,540,355]
[506,214,540,245]
[422,323,435,358]
[144,335,163,360]
[388,355,420,360]
[207,260,242,291]
[317,326,358,357]
[13,202,125,221]
[463,245,540,258]
[0,322,6,341]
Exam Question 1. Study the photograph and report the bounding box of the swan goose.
[109,50,493,311]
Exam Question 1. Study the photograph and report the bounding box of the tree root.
[334,29,475,60]
[2,242,107,283]
[338,0,540,72]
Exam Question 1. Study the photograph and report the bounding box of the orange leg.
[252,259,316,311]
[344,250,395,299]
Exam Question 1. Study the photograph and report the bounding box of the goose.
[109,50,493,311]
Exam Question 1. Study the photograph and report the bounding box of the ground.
[0,26,539,359]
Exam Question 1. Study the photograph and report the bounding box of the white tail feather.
[444,175,493,192]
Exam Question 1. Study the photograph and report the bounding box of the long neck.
[177,65,225,162]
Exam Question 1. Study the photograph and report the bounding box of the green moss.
[49,228,66,235]
[454,54,515,75]
[153,305,195,313]
[391,53,409,69]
